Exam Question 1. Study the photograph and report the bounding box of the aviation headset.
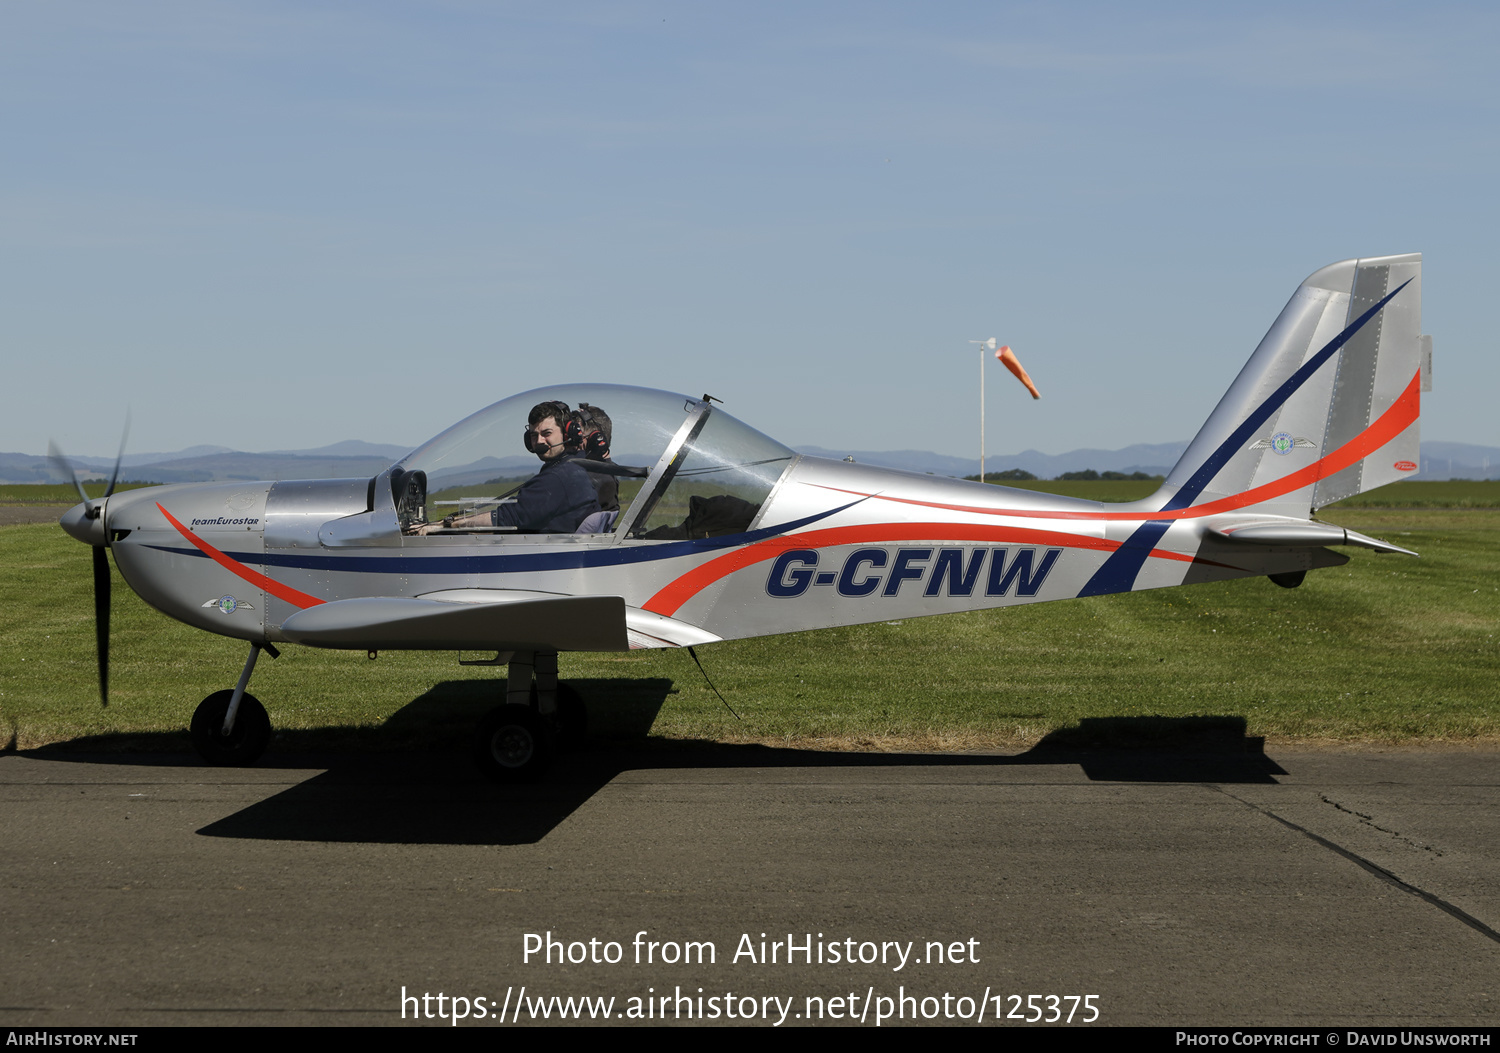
[575,402,611,459]
[522,400,613,458]
[522,400,583,455]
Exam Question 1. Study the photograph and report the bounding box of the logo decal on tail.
[1251,433,1317,455]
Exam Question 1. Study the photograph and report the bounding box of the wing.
[281,593,630,651]
[279,589,723,651]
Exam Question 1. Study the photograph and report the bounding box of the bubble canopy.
[393,385,796,538]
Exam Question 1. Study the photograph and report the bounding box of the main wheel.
[190,690,271,766]
[474,704,555,784]
[553,683,588,749]
[522,682,588,749]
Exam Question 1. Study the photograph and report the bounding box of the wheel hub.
[491,724,535,768]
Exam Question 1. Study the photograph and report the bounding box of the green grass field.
[0,482,157,506]
[2,493,1496,755]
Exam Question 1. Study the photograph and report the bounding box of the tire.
[190,690,271,766]
[474,704,555,784]
[553,683,588,749]
[521,682,588,749]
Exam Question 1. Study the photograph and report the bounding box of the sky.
[4,1,1497,461]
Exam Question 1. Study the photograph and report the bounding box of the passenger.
[574,402,619,513]
[417,400,600,534]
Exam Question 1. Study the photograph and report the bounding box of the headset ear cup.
[522,428,537,454]
[564,415,584,448]
[585,431,608,458]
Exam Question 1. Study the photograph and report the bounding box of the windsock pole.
[970,340,1041,485]
[968,338,999,483]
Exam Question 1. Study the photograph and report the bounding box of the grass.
[0,482,158,505]
[2,502,1496,754]
[1321,480,1500,508]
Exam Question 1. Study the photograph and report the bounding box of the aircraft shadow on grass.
[21,681,1285,845]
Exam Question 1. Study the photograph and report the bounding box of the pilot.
[418,400,600,534]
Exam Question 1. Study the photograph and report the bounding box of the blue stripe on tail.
[1076,279,1409,599]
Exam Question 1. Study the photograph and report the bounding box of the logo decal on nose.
[202,595,256,615]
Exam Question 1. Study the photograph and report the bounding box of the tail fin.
[1158,254,1424,517]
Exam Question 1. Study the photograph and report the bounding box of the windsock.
[997,345,1041,399]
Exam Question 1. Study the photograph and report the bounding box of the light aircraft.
[56,254,1427,781]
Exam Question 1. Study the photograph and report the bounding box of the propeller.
[49,416,129,707]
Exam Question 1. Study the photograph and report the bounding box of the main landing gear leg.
[506,650,536,708]
[190,641,278,766]
[531,650,587,748]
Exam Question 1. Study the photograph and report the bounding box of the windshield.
[625,405,795,539]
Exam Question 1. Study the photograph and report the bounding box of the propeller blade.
[53,420,128,707]
[996,345,1041,400]
[47,441,93,511]
[103,411,131,499]
[92,545,110,707]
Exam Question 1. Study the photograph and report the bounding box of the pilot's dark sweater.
[490,457,600,533]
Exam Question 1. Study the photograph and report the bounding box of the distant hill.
[261,440,415,460]
[793,442,1188,479]
[6,438,1496,485]
[0,442,414,485]
[1419,442,1500,480]
[795,441,1500,481]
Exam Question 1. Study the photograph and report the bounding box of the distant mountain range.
[799,441,1500,482]
[6,439,1497,485]
[1,441,415,485]
[795,442,1191,479]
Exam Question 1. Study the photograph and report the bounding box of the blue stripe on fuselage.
[142,501,857,578]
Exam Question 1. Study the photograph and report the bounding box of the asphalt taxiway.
[1,746,1496,1026]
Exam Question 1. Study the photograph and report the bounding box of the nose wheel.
[189,641,277,766]
[191,690,271,766]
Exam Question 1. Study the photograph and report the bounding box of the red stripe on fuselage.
[158,503,325,610]
[642,522,1209,617]
[643,370,1420,617]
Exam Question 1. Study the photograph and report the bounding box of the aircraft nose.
[59,500,107,546]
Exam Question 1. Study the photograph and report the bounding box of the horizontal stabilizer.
[1209,520,1417,556]
[281,594,629,651]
